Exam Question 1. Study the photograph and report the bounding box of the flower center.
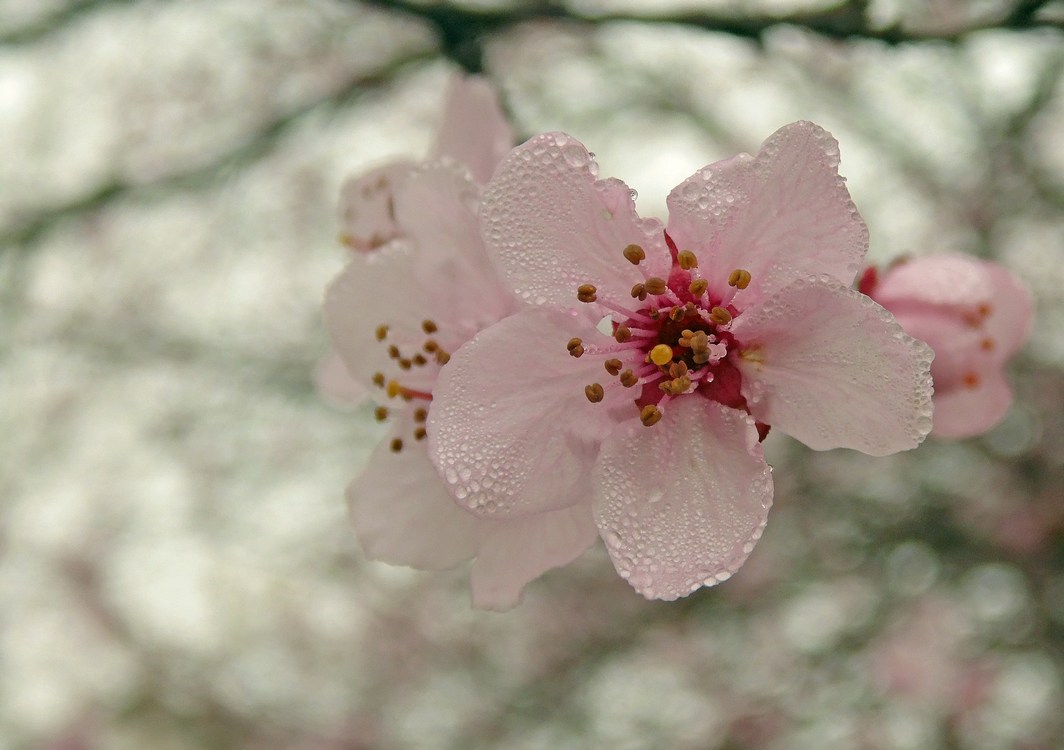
[371,318,450,451]
[571,232,759,428]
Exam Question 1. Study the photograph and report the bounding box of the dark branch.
[358,0,1063,50]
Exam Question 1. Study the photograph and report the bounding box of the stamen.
[577,284,598,303]
[604,358,623,376]
[619,370,640,388]
[623,244,646,265]
[567,337,585,358]
[585,383,605,403]
[435,350,451,365]
[677,250,698,270]
[668,361,688,379]
[386,380,432,401]
[413,427,427,441]
[981,338,995,352]
[413,407,428,422]
[728,268,752,289]
[422,319,438,334]
[710,306,732,325]
[387,345,401,359]
[375,325,389,341]
[390,438,403,452]
[423,340,439,353]
[963,372,981,389]
[689,278,708,297]
[398,358,412,370]
[668,306,685,322]
[649,344,673,366]
[374,406,389,421]
[977,302,993,318]
[372,372,386,388]
[412,354,427,366]
[644,277,668,296]
[660,375,692,396]
[615,325,633,343]
[640,404,662,427]
[630,283,647,301]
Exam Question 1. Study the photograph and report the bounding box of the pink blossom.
[319,73,513,406]
[861,254,1033,439]
[428,123,935,601]
[324,161,598,610]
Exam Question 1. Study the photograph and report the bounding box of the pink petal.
[432,74,514,185]
[394,161,517,339]
[982,264,1034,359]
[873,254,994,309]
[480,132,669,309]
[337,161,416,252]
[323,247,436,393]
[470,501,598,611]
[315,349,367,406]
[931,369,1013,439]
[666,121,868,307]
[732,277,934,456]
[592,399,773,601]
[348,414,478,570]
[427,308,622,518]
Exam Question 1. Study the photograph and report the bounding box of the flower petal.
[348,414,479,570]
[873,254,995,309]
[428,307,623,518]
[666,121,868,307]
[337,161,416,252]
[470,501,598,611]
[732,277,934,455]
[481,132,669,309]
[931,369,1013,439]
[983,263,1034,359]
[315,349,367,406]
[432,74,514,185]
[592,399,773,601]
[394,161,516,339]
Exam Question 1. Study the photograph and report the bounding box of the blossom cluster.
[322,75,1033,609]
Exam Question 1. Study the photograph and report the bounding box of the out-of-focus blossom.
[319,73,514,406]
[428,123,934,602]
[861,254,1034,438]
[324,161,597,610]
[338,74,513,253]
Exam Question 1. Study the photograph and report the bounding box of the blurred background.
[2,0,1063,748]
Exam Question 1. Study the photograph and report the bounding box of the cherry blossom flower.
[428,122,935,601]
[324,160,598,610]
[860,254,1033,439]
[319,73,513,406]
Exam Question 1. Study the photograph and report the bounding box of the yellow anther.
[413,407,428,422]
[644,277,668,295]
[623,244,646,265]
[728,268,752,290]
[650,344,673,366]
[585,383,605,403]
[422,319,438,334]
[630,282,647,301]
[604,358,623,376]
[390,438,403,452]
[619,370,639,388]
[710,306,733,325]
[614,325,632,343]
[386,380,402,398]
[372,372,386,388]
[677,250,699,270]
[413,427,427,441]
[375,324,389,341]
[640,404,663,427]
[668,306,685,322]
[668,361,688,379]
[577,284,598,303]
[688,278,708,297]
[374,406,389,421]
[659,375,692,396]
[567,337,585,358]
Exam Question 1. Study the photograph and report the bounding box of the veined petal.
[348,415,479,570]
[481,132,669,310]
[666,121,868,307]
[931,369,1013,439]
[337,161,416,252]
[427,308,622,518]
[732,277,934,456]
[470,501,598,611]
[432,74,514,186]
[592,399,773,602]
[394,161,517,340]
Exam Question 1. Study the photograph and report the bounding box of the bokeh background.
[2,1,1064,748]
